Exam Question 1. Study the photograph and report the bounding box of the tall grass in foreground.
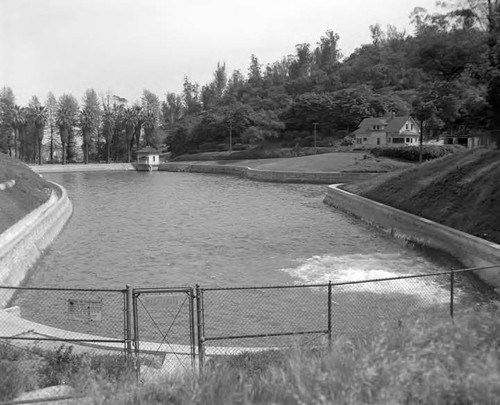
[75,307,500,405]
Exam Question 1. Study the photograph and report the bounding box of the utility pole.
[312,123,319,154]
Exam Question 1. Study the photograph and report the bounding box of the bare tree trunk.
[50,127,54,161]
[62,142,66,165]
[106,142,110,164]
[38,139,42,165]
[85,143,89,164]
[14,129,17,158]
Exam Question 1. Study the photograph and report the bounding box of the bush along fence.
[0,265,498,396]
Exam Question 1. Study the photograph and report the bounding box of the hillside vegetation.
[344,149,500,244]
[0,152,54,233]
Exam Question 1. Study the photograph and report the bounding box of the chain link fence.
[0,265,498,402]
[0,285,131,401]
[197,266,500,369]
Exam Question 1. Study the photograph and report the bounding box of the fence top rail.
[0,285,127,293]
[199,265,500,292]
[133,287,193,294]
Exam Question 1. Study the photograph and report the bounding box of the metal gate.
[132,287,196,378]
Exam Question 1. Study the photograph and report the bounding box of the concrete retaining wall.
[159,162,379,184]
[0,182,73,308]
[324,185,500,288]
[31,163,135,174]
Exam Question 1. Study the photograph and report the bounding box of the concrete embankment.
[31,162,135,174]
[0,182,73,308]
[159,162,380,184]
[324,184,500,288]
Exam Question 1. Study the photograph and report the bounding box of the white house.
[353,116,420,146]
[136,147,160,171]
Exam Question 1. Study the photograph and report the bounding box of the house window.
[377,138,381,145]
[153,156,156,162]
[406,137,410,143]
[363,138,367,142]
[392,138,404,143]
[405,124,409,130]
[356,138,362,144]
[411,124,414,130]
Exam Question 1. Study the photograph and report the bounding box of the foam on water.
[281,253,451,304]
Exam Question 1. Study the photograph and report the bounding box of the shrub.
[371,145,464,161]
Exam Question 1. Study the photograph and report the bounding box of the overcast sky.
[1,0,440,105]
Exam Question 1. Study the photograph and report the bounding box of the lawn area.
[0,153,55,234]
[184,152,414,173]
[344,148,500,244]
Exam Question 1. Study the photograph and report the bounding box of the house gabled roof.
[385,116,412,133]
[353,117,388,135]
[354,116,419,135]
[137,146,160,155]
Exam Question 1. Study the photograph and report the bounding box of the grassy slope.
[0,153,55,234]
[5,308,495,404]
[344,149,500,244]
[178,152,414,172]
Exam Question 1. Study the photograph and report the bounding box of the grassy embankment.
[174,150,414,172]
[2,308,500,404]
[344,148,500,245]
[0,153,55,234]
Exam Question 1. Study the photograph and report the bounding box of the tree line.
[1,0,499,164]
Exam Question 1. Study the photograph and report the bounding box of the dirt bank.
[344,149,500,244]
[0,154,55,234]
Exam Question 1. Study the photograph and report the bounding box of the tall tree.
[248,54,262,84]
[141,89,161,123]
[45,92,57,161]
[79,107,93,164]
[102,104,114,163]
[0,87,15,155]
[132,105,144,154]
[182,77,202,115]
[123,107,137,162]
[33,105,47,165]
[56,94,79,164]
[10,105,26,159]
[81,89,101,161]
[143,111,156,147]
[162,92,183,129]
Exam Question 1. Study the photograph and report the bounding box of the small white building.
[136,147,160,171]
[353,116,420,146]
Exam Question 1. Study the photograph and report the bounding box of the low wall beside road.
[159,162,379,184]
[324,184,500,288]
[0,182,73,308]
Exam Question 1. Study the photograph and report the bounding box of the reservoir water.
[14,171,491,343]
[24,171,458,288]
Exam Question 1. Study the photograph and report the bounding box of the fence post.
[132,291,140,378]
[450,268,455,321]
[196,284,204,373]
[125,284,133,360]
[328,281,332,348]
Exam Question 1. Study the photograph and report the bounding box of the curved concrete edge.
[324,184,500,288]
[0,181,73,308]
[31,162,135,174]
[159,162,380,184]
